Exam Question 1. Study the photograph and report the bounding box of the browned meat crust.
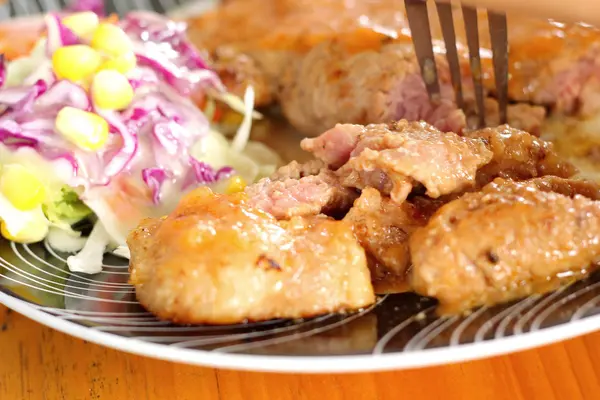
[344,188,441,294]
[410,177,600,315]
[269,159,328,181]
[128,187,375,324]
[466,125,578,186]
[187,0,599,135]
[335,122,492,202]
[302,121,577,204]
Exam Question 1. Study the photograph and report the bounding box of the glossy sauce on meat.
[410,177,600,315]
[303,121,493,203]
[344,188,440,294]
[127,187,374,324]
[466,125,578,186]
[187,0,600,101]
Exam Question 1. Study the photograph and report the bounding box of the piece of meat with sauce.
[187,0,598,135]
[529,175,600,199]
[269,159,328,181]
[303,121,577,203]
[344,188,442,294]
[410,177,600,315]
[128,187,375,325]
[304,120,493,203]
[279,41,469,135]
[244,168,358,219]
[466,125,579,186]
[337,123,493,202]
[280,41,546,135]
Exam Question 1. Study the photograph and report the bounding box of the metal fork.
[405,0,508,128]
[0,0,213,20]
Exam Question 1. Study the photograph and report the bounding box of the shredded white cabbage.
[5,39,48,87]
[216,90,263,120]
[191,85,282,187]
[231,86,256,153]
[46,226,86,253]
[66,222,111,274]
[113,245,131,259]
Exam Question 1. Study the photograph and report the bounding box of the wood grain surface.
[2,305,600,400]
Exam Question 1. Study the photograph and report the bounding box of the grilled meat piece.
[187,1,599,134]
[344,188,442,293]
[303,121,577,204]
[245,169,358,219]
[466,125,578,185]
[128,187,375,324]
[269,159,328,181]
[410,177,600,315]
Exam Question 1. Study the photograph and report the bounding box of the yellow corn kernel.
[56,107,109,151]
[62,12,99,39]
[225,175,247,194]
[98,52,137,74]
[1,219,48,244]
[91,70,134,111]
[91,23,132,57]
[0,164,46,211]
[52,45,102,82]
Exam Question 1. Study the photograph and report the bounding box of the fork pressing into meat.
[405,0,508,128]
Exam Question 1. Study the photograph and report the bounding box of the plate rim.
[2,290,600,373]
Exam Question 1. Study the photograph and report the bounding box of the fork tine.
[108,0,128,16]
[38,0,63,13]
[436,2,464,109]
[150,0,168,13]
[488,11,508,125]
[11,0,36,16]
[130,0,154,11]
[461,5,485,128]
[154,0,177,11]
[405,0,441,102]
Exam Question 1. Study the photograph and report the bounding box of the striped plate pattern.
[2,238,600,360]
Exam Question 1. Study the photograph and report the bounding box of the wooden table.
[2,305,600,399]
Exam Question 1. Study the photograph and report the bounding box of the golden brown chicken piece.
[410,177,600,315]
[343,188,442,294]
[127,187,375,325]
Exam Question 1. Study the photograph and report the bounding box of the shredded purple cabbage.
[0,79,48,109]
[183,159,234,189]
[142,168,170,204]
[45,14,80,55]
[35,80,91,111]
[0,10,235,208]
[121,12,223,96]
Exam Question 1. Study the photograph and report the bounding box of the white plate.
[2,239,600,373]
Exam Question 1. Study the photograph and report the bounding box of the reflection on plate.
[2,237,600,373]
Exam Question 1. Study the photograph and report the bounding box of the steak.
[244,163,358,219]
[301,121,576,204]
[410,177,600,315]
[187,1,600,135]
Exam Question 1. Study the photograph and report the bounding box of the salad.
[0,9,281,274]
